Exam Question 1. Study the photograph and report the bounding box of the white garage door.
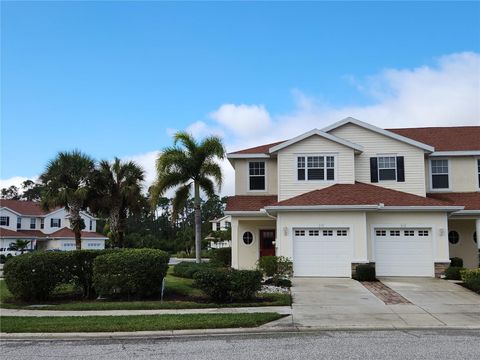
[374,228,434,277]
[293,228,352,277]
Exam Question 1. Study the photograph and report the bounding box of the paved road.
[2,330,480,360]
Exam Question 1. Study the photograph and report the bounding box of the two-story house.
[0,200,107,251]
[207,216,232,249]
[225,117,480,278]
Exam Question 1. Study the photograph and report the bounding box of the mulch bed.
[362,281,411,305]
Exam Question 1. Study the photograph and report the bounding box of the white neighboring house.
[0,200,108,251]
[207,215,232,249]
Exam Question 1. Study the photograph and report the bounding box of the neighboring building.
[0,199,107,251]
[207,216,232,249]
[225,117,480,277]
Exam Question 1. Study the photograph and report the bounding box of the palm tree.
[150,132,225,263]
[12,240,30,254]
[91,158,145,248]
[40,150,95,250]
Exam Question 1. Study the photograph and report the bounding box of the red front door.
[260,230,276,257]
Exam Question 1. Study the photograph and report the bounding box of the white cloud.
[209,104,272,137]
[0,176,38,191]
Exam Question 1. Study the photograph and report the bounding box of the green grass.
[0,313,283,333]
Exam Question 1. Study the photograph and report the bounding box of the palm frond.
[171,183,192,221]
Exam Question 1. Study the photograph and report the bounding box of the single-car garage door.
[293,228,352,277]
[374,228,434,277]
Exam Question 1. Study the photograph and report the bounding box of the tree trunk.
[69,207,83,250]
[109,208,121,248]
[194,181,202,264]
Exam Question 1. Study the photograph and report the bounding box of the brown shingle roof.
[226,195,278,212]
[0,227,45,238]
[49,227,108,239]
[229,141,285,155]
[268,182,453,208]
[388,126,480,151]
[0,199,48,215]
[427,192,480,211]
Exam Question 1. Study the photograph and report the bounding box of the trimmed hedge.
[445,266,465,280]
[210,248,231,267]
[4,252,70,301]
[193,268,262,302]
[257,256,293,279]
[460,268,480,293]
[450,257,464,268]
[173,261,216,279]
[353,264,376,282]
[93,249,170,299]
[264,277,292,288]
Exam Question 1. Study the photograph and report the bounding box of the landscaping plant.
[460,268,480,293]
[173,261,217,279]
[449,257,464,267]
[444,266,465,280]
[353,264,376,282]
[210,247,232,267]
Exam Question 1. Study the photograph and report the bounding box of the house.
[207,216,232,249]
[225,117,480,277]
[0,199,108,251]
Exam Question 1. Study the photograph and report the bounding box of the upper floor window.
[30,218,36,229]
[431,159,449,189]
[51,218,61,228]
[297,155,335,181]
[225,221,231,229]
[17,217,21,229]
[477,159,480,188]
[215,222,220,231]
[89,220,93,231]
[0,216,10,226]
[249,161,265,191]
[40,218,44,229]
[378,156,397,181]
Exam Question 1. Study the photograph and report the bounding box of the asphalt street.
[1,329,480,360]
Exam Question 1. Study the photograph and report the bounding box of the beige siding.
[233,159,278,196]
[277,135,355,201]
[448,219,479,269]
[0,208,18,231]
[366,212,450,262]
[330,123,427,197]
[426,157,480,192]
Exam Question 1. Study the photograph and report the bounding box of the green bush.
[173,261,216,278]
[445,266,465,280]
[257,256,293,279]
[93,249,170,299]
[450,257,464,267]
[3,252,70,301]
[264,277,292,288]
[353,264,376,281]
[460,268,480,293]
[193,268,262,302]
[210,248,231,267]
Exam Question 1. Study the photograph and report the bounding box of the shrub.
[264,277,292,288]
[257,256,293,279]
[173,261,216,278]
[460,268,480,293]
[445,266,465,280]
[93,249,170,299]
[193,268,262,302]
[210,248,231,267]
[450,257,464,267]
[4,252,70,301]
[353,264,376,281]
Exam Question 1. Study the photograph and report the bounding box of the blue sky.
[1,1,479,193]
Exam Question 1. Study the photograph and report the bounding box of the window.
[225,221,231,229]
[477,160,480,188]
[242,231,253,245]
[249,162,265,191]
[337,230,347,236]
[309,230,319,236]
[40,218,44,229]
[87,242,101,248]
[51,218,61,228]
[448,231,459,245]
[404,230,415,236]
[418,230,429,236]
[30,218,36,229]
[376,230,386,236]
[323,230,333,236]
[294,230,305,236]
[0,216,9,226]
[390,230,400,236]
[89,220,93,231]
[431,159,449,189]
[378,156,397,181]
[63,243,75,249]
[17,217,21,229]
[297,155,335,181]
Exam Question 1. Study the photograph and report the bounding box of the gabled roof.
[228,141,285,156]
[0,227,46,238]
[48,227,108,239]
[0,199,50,216]
[389,126,480,152]
[225,195,278,212]
[427,192,480,211]
[264,182,460,210]
[268,129,363,153]
[322,117,435,152]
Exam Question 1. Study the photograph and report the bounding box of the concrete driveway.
[291,277,480,329]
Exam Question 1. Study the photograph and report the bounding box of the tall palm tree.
[40,150,95,250]
[12,240,30,254]
[150,132,225,263]
[91,158,145,248]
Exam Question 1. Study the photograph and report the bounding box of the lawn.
[0,268,291,310]
[0,313,284,333]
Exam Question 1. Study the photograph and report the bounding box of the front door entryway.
[260,230,275,257]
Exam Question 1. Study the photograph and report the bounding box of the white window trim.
[377,154,398,182]
[0,216,9,226]
[429,158,451,192]
[30,217,36,229]
[295,153,338,183]
[51,218,61,228]
[247,160,267,192]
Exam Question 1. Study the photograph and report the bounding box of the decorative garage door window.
[309,230,319,236]
[242,231,253,245]
[322,230,333,236]
[418,230,429,236]
[337,230,347,236]
[294,230,305,236]
[404,230,414,236]
[390,230,400,236]
[448,231,460,245]
[376,230,386,236]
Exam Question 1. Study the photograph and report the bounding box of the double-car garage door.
[293,226,434,277]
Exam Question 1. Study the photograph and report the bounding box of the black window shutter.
[396,156,405,182]
[370,158,378,183]
[6,217,9,226]
[58,219,61,228]
[51,218,54,227]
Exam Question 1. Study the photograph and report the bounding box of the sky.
[1,1,480,196]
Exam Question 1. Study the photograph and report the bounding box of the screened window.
[30,218,36,229]
[378,156,397,181]
[431,159,449,189]
[51,218,61,228]
[297,155,335,181]
[249,162,266,191]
